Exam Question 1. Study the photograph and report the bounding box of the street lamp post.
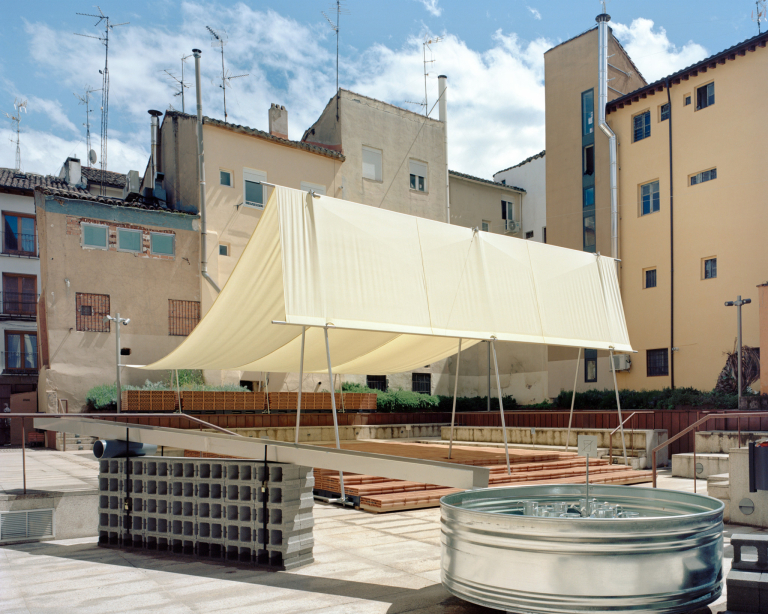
[724,296,752,406]
[105,313,130,413]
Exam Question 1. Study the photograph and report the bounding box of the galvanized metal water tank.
[441,484,723,613]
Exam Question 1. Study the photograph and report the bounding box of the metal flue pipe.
[192,49,221,294]
[597,13,619,265]
[93,439,158,459]
[438,75,450,224]
[148,110,162,190]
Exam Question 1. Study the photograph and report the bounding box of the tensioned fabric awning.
[143,186,632,374]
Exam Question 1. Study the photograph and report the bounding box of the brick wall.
[66,216,175,261]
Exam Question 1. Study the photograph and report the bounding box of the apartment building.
[545,14,767,393]
[34,186,200,412]
[494,150,546,243]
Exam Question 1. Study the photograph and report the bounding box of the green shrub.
[436,395,518,412]
[553,387,742,410]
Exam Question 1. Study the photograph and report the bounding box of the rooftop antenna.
[5,99,27,172]
[404,36,442,115]
[75,7,128,196]
[74,85,99,165]
[206,26,249,123]
[600,0,609,13]
[322,0,350,120]
[753,0,766,33]
[164,53,192,113]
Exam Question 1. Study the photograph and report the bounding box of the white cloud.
[28,97,80,134]
[612,18,708,82]
[417,0,442,18]
[528,7,542,20]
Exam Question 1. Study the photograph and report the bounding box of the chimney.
[60,157,82,187]
[268,103,288,139]
[148,110,162,190]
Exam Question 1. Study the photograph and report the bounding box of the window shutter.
[501,201,507,220]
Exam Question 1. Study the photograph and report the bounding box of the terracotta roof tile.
[0,168,87,195]
[36,186,196,215]
[81,166,126,188]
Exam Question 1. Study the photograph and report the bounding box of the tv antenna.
[74,85,99,165]
[405,36,442,116]
[5,99,27,172]
[322,0,350,120]
[75,7,128,196]
[600,0,610,13]
[753,0,766,33]
[164,53,192,113]
[206,26,249,123]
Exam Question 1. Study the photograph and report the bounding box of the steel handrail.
[609,412,637,466]
[651,411,767,491]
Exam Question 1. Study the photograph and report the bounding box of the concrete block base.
[672,453,730,479]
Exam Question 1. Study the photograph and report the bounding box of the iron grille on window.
[646,349,669,377]
[366,375,387,391]
[645,269,657,289]
[169,300,200,336]
[412,373,431,394]
[76,293,110,332]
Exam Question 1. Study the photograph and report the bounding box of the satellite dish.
[89,149,97,164]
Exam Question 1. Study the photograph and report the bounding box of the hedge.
[553,387,742,411]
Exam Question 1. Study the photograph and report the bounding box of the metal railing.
[608,412,637,466]
[651,412,766,492]
[1,232,38,258]
[1,292,38,319]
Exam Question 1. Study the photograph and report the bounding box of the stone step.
[671,452,729,479]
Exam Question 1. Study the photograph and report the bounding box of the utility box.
[749,441,768,492]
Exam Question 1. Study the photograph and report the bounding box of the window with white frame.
[117,228,142,252]
[362,146,382,181]
[409,160,427,192]
[82,223,107,249]
[243,168,267,208]
[300,181,326,196]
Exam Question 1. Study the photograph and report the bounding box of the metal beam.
[34,417,490,489]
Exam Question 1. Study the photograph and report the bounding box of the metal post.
[295,327,306,445]
[725,296,752,406]
[265,373,270,414]
[324,327,345,501]
[21,419,26,494]
[116,312,122,414]
[490,339,511,474]
[565,348,582,452]
[487,342,491,412]
[584,455,589,514]
[175,369,181,412]
[609,349,628,466]
[693,420,697,493]
[448,339,462,459]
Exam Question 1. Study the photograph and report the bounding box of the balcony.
[1,292,38,321]
[1,232,39,259]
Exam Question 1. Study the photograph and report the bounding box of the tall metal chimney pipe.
[193,49,221,294]
[597,13,619,265]
[438,75,449,224]
[148,110,162,191]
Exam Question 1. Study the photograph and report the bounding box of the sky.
[0,0,761,179]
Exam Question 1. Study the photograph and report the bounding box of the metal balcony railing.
[1,232,38,258]
[1,292,38,320]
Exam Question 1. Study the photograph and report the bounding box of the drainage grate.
[0,509,54,540]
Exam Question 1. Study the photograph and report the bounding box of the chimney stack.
[60,157,82,187]
[268,104,288,139]
[148,110,162,190]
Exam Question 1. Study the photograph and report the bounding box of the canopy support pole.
[610,348,628,466]
[294,326,306,445]
[490,339,511,475]
[175,369,181,413]
[324,327,345,501]
[565,348,582,453]
[448,339,462,459]
[264,373,270,414]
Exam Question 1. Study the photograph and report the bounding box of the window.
[525,231,534,239]
[219,244,229,257]
[583,187,595,208]
[5,331,37,371]
[582,89,594,135]
[76,293,110,332]
[583,145,594,176]
[481,221,490,232]
[3,213,35,255]
[644,268,657,289]
[220,170,232,187]
[2,274,36,316]
[633,111,651,142]
[501,200,514,221]
[169,299,200,336]
[409,160,427,192]
[690,168,717,186]
[583,215,596,250]
[117,228,141,253]
[660,103,670,122]
[585,349,597,383]
[684,95,692,106]
[82,223,107,249]
[412,373,431,394]
[150,233,174,256]
[366,375,387,391]
[300,181,326,195]
[647,349,669,377]
[362,146,382,181]
[243,168,267,208]
[696,82,715,110]
[641,181,660,216]
[703,257,717,280]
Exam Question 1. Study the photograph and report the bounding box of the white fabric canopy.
[143,186,631,374]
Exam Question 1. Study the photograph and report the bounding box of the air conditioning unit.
[505,219,520,233]
[612,354,631,371]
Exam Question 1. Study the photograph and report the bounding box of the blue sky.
[0,0,762,178]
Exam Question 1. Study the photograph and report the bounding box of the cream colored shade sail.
[143,186,632,374]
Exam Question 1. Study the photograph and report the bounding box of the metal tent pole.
[448,339,462,459]
[295,327,306,445]
[491,339,511,474]
[610,348,628,466]
[565,348,582,453]
[324,327,345,501]
[487,342,491,412]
